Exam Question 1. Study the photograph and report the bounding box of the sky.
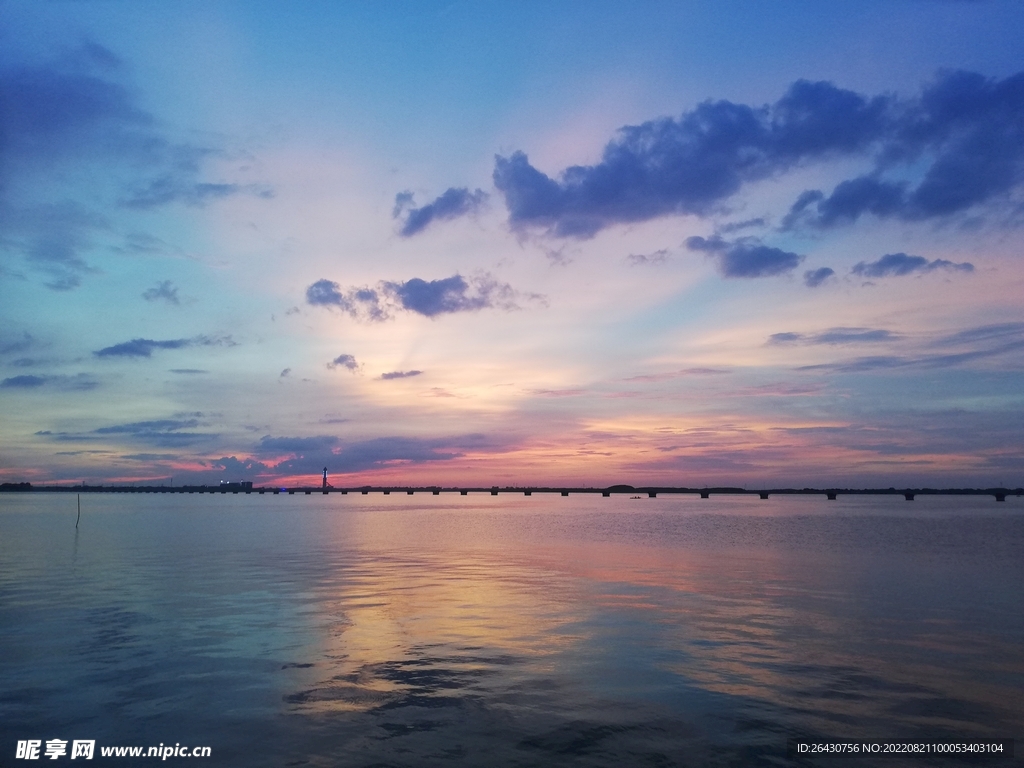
[2,0,1023,488]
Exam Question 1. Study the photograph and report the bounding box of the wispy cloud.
[394,187,488,236]
[804,267,835,287]
[0,44,269,290]
[769,327,899,345]
[142,280,180,304]
[380,370,422,380]
[851,252,974,278]
[93,335,235,358]
[623,368,731,383]
[1,373,98,391]
[253,434,490,474]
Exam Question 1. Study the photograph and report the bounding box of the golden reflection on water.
[269,496,1024,744]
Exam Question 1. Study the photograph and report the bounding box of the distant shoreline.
[2,482,1021,501]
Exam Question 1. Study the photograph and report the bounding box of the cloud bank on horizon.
[1,2,1022,488]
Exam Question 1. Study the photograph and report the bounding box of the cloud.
[169,368,208,374]
[35,416,216,447]
[627,249,669,266]
[142,280,180,304]
[384,274,519,316]
[0,202,105,290]
[254,434,482,475]
[492,79,889,237]
[255,435,341,456]
[305,279,389,321]
[0,373,98,391]
[489,70,1024,238]
[94,418,199,434]
[623,368,731,382]
[851,252,974,278]
[784,70,1024,228]
[0,331,38,356]
[717,217,766,234]
[91,418,216,447]
[0,44,267,289]
[1,375,46,388]
[93,335,234,358]
[380,370,422,380]
[327,354,359,371]
[685,235,803,278]
[803,267,836,287]
[307,273,529,320]
[208,456,271,476]
[797,322,1024,373]
[769,327,899,345]
[394,187,488,236]
[931,322,1024,348]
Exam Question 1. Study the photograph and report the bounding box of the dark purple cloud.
[395,187,488,236]
[254,434,489,475]
[803,267,835,287]
[380,370,422,380]
[305,279,388,321]
[769,327,899,345]
[851,253,974,278]
[686,235,803,278]
[490,70,1024,238]
[493,78,888,237]
[307,273,524,320]
[327,354,359,371]
[93,335,234,358]
[785,70,1024,228]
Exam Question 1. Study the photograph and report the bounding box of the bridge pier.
[648,492,656,498]
[561,491,569,496]
[407,490,414,495]
[759,492,769,500]
[524,490,532,496]
[433,490,440,495]
[602,491,610,497]
[826,492,837,500]
[700,491,710,499]
[460,490,468,495]
[904,493,915,501]
[994,492,1006,502]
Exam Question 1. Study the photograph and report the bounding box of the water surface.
[1,493,1021,766]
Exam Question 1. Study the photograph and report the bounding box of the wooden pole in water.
[76,494,81,528]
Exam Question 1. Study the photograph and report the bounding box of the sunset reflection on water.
[1,493,1021,766]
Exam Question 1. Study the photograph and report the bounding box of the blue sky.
[2,1,1023,486]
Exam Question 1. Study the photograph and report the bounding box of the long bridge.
[3,483,1021,502]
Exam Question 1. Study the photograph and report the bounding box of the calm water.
[1,493,1021,767]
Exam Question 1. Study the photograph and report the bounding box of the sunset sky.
[2,1,1023,487]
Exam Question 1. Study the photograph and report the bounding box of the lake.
[1,492,1021,766]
